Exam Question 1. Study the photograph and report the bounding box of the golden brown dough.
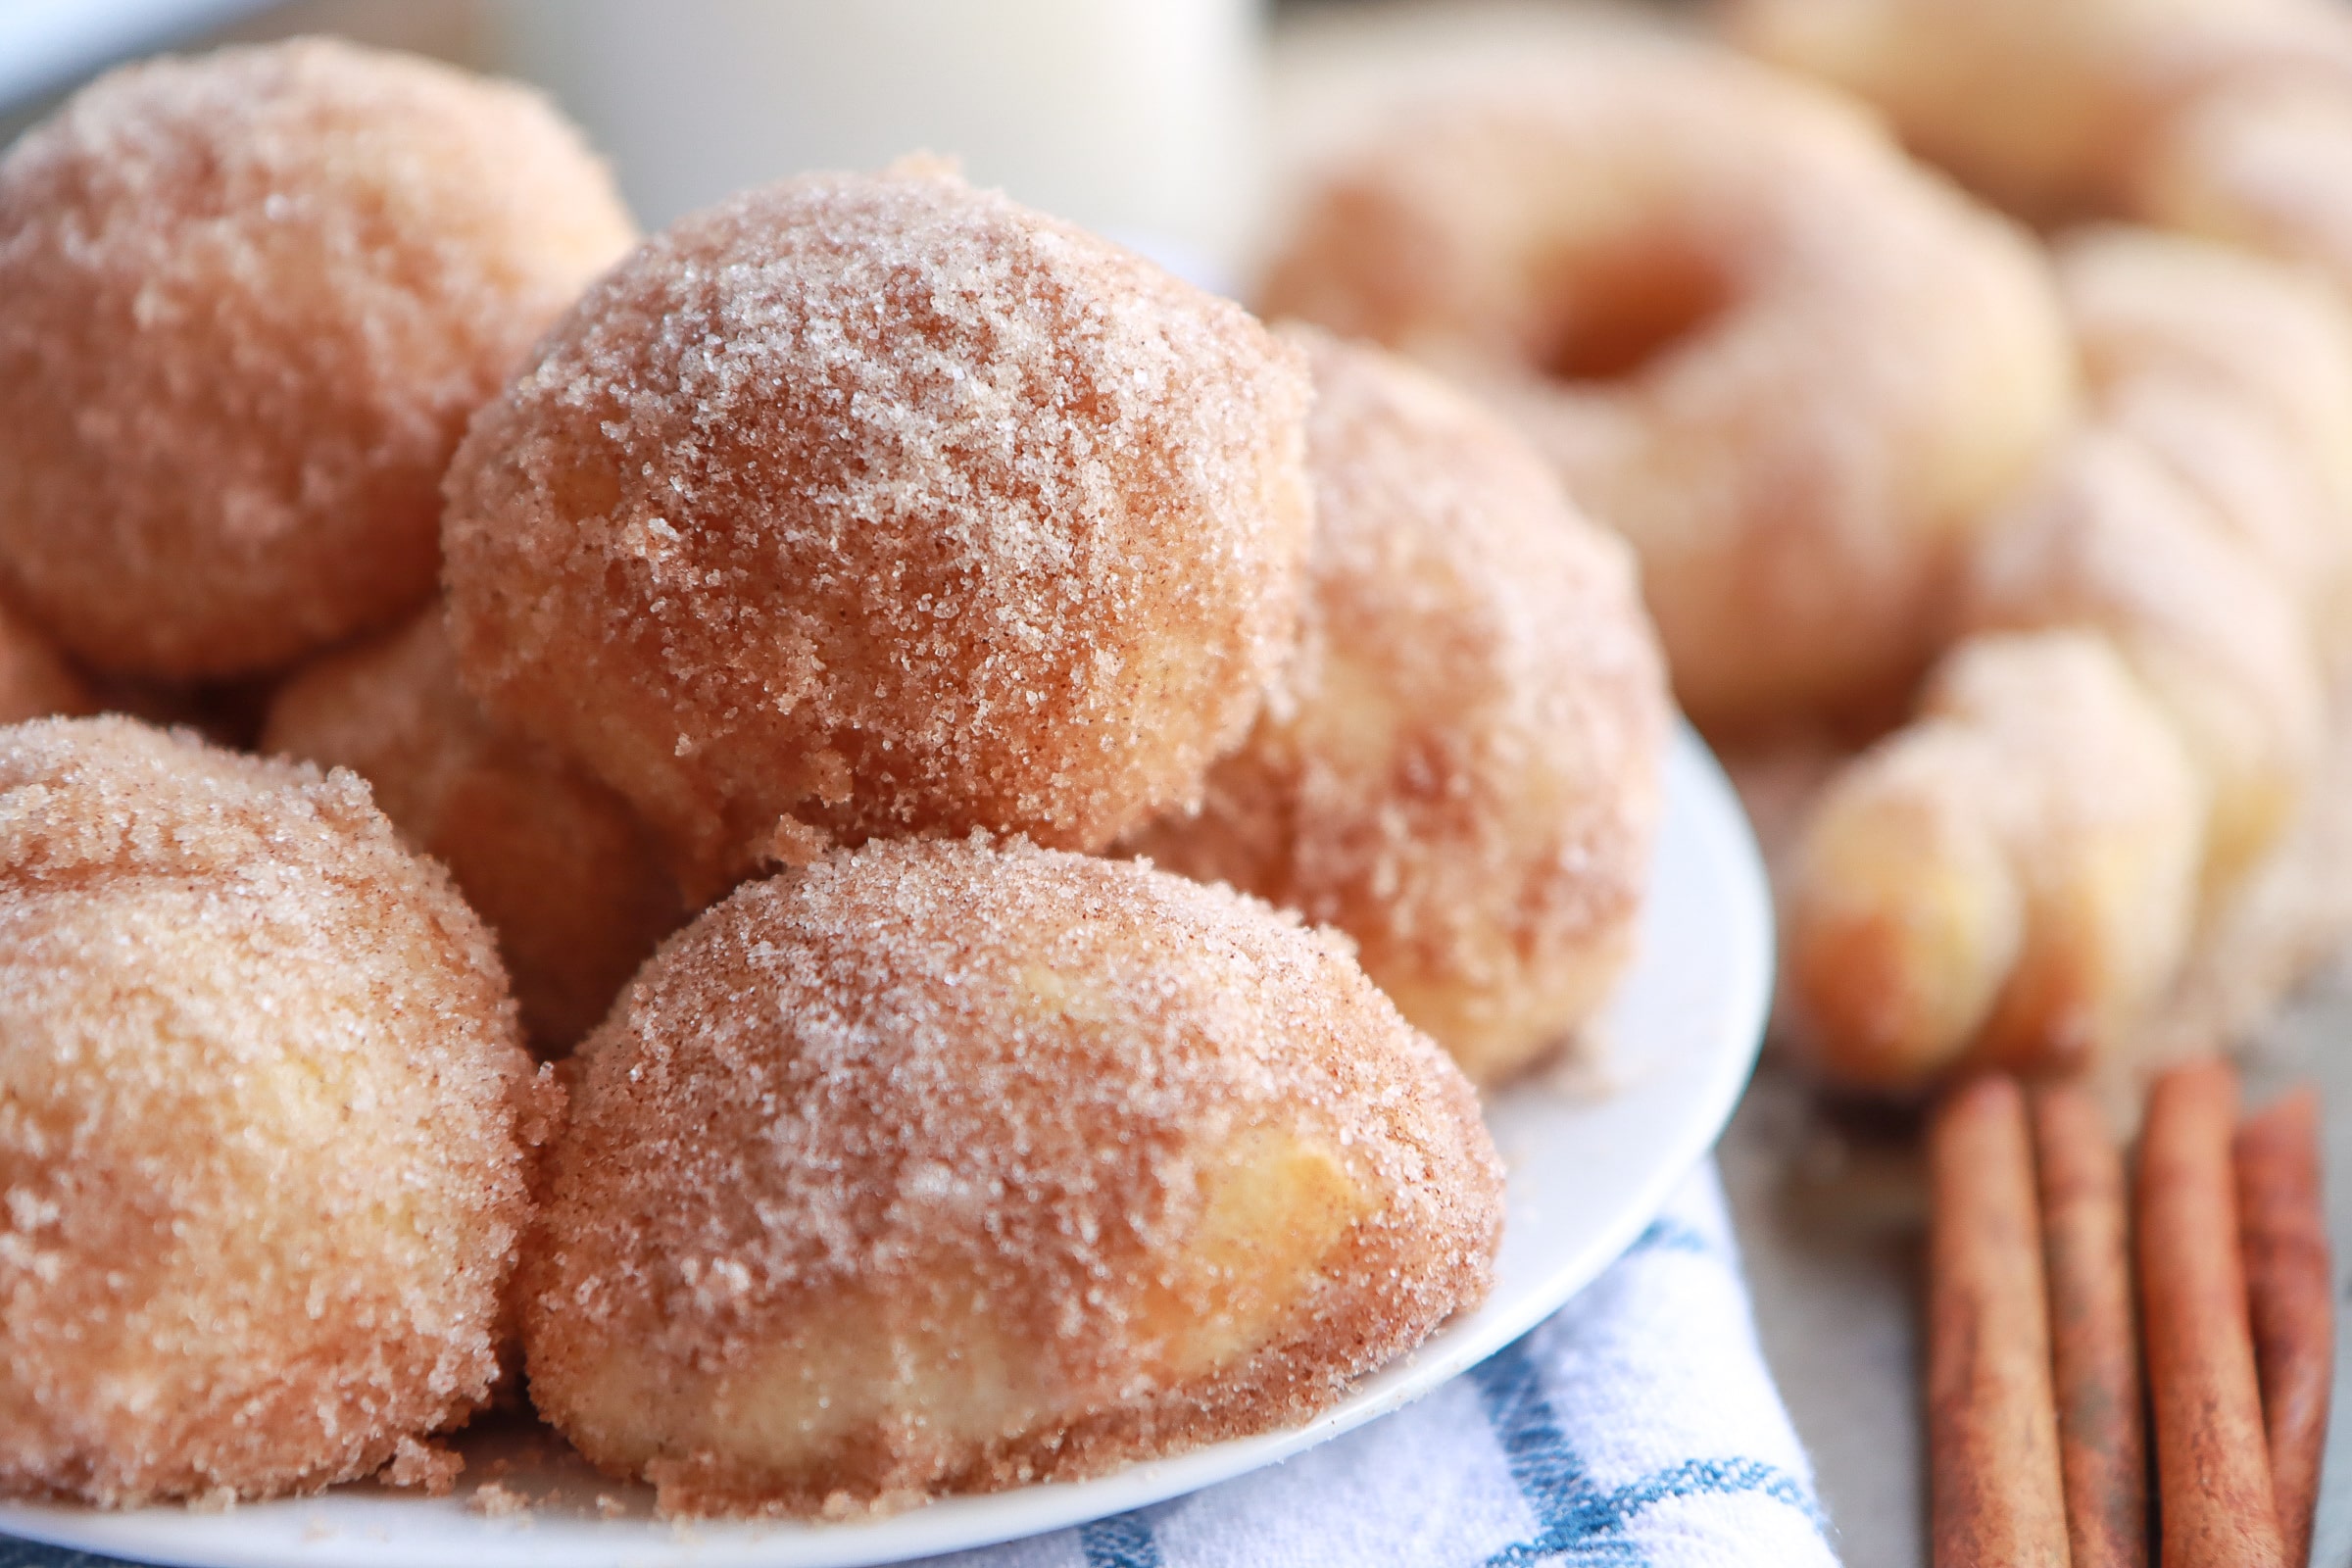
[264,612,683,1052]
[1783,226,2352,1092]
[522,837,1501,1517]
[1961,427,2324,890]
[445,163,1312,901]
[1787,633,2204,1090]
[0,716,544,1505]
[1258,42,2073,729]
[0,38,636,680]
[1129,327,1669,1084]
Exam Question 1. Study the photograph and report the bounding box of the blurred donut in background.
[1129,326,1669,1086]
[1731,0,2352,212]
[1260,42,2075,731]
[0,38,636,681]
[2131,75,2352,306]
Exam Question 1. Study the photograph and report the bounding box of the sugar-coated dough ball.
[522,837,1500,1517]
[0,717,544,1505]
[0,38,637,680]
[265,612,683,1052]
[444,164,1312,901]
[1129,329,1669,1084]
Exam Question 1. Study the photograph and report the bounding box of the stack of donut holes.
[0,38,1671,1517]
[1265,13,2352,1097]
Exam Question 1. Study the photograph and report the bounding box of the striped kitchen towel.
[929,1160,1839,1568]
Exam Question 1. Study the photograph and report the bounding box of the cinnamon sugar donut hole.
[1259,45,2074,729]
[265,612,683,1052]
[445,165,1312,902]
[1128,328,1669,1085]
[522,837,1500,1518]
[0,717,544,1506]
[0,38,636,681]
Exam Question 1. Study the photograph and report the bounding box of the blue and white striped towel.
[0,1163,1839,1568]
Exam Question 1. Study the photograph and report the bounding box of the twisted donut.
[1788,632,2203,1089]
[1784,229,2352,1089]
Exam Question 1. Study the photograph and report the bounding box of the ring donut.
[1261,43,2075,728]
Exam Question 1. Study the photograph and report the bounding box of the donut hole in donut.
[1533,241,1735,382]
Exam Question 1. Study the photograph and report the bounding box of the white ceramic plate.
[0,724,1771,1568]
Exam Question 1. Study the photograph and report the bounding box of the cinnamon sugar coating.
[1258,42,2073,729]
[1128,329,1669,1084]
[0,717,545,1506]
[443,164,1312,901]
[0,38,636,681]
[522,837,1501,1518]
[265,612,684,1052]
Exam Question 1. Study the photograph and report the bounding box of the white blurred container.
[489,0,1264,283]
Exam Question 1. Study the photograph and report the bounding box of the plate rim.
[0,722,1773,1568]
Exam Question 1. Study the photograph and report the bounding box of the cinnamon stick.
[1928,1074,2070,1568]
[2138,1059,2284,1568]
[2033,1081,2146,1568]
[2235,1088,2332,1568]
